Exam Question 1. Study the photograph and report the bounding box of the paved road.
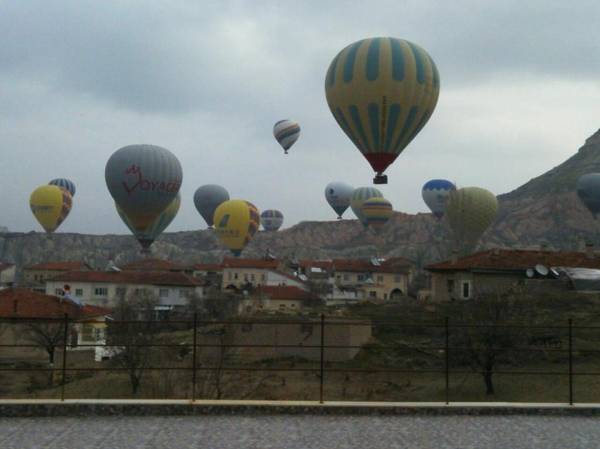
[1,415,598,448]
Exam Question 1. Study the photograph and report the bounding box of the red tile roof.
[221,258,280,270]
[48,271,204,287]
[0,288,110,319]
[0,262,14,272]
[298,260,334,270]
[332,258,411,273]
[192,263,223,272]
[25,261,92,271]
[426,249,600,272]
[120,258,188,272]
[255,286,316,301]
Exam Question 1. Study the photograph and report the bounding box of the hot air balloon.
[213,200,260,256]
[576,174,600,218]
[325,37,440,184]
[361,197,393,232]
[261,209,284,231]
[351,187,383,226]
[325,181,354,219]
[422,179,456,219]
[49,178,76,197]
[117,193,181,251]
[194,184,230,228]
[273,119,300,154]
[105,144,182,231]
[30,185,72,233]
[446,187,498,255]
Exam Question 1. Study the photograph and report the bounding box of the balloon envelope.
[273,120,300,154]
[261,209,284,231]
[446,187,498,254]
[105,144,182,230]
[361,197,393,231]
[325,37,440,183]
[194,184,230,227]
[422,179,456,219]
[117,193,181,250]
[30,185,72,233]
[351,187,383,226]
[576,174,600,218]
[325,182,354,219]
[49,178,76,197]
[214,200,260,256]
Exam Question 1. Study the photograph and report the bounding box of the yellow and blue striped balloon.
[325,37,440,184]
[361,197,393,232]
[350,187,383,227]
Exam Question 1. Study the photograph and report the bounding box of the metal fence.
[0,314,598,403]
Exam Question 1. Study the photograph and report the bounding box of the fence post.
[319,313,325,404]
[568,318,573,405]
[61,313,69,402]
[191,312,198,402]
[445,317,449,405]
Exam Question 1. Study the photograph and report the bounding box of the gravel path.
[1,415,599,448]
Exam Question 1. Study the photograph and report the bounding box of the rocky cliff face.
[1,129,600,271]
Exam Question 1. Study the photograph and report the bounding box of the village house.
[425,248,600,302]
[191,263,223,288]
[0,288,111,363]
[44,270,204,315]
[240,285,320,315]
[0,262,16,289]
[299,257,414,302]
[221,258,308,291]
[23,261,92,292]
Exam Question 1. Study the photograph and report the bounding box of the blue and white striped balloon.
[49,178,76,197]
[260,209,284,231]
[273,119,300,154]
[422,179,456,219]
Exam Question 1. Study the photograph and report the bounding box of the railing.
[0,314,598,403]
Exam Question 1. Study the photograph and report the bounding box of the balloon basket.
[373,174,388,184]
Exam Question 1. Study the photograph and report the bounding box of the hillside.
[1,129,600,270]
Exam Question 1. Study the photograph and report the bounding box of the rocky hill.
[1,129,600,271]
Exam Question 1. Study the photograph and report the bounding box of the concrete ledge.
[2,400,600,417]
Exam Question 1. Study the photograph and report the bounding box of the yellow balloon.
[361,197,393,232]
[30,185,73,233]
[213,200,260,256]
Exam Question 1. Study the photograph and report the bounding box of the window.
[446,279,455,293]
[94,287,108,297]
[159,288,169,298]
[75,289,83,297]
[394,275,402,283]
[279,304,286,309]
[234,273,239,280]
[291,303,296,308]
[251,274,255,281]
[369,291,377,298]
[55,288,64,296]
[81,324,94,342]
[461,281,471,299]
[377,275,384,283]
[383,293,388,300]
[244,274,249,281]
[179,289,187,298]
[357,274,365,282]
[343,274,349,281]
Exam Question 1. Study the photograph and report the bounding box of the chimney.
[586,242,594,259]
[451,250,458,264]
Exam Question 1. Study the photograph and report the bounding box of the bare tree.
[108,289,159,396]
[23,319,66,365]
[450,288,533,395]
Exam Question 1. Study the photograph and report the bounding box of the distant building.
[0,288,111,362]
[241,285,320,314]
[191,263,223,288]
[23,261,92,292]
[425,248,600,302]
[299,257,414,302]
[45,270,204,313]
[220,258,307,291]
[0,262,16,289]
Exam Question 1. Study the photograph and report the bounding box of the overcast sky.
[1,0,599,234]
